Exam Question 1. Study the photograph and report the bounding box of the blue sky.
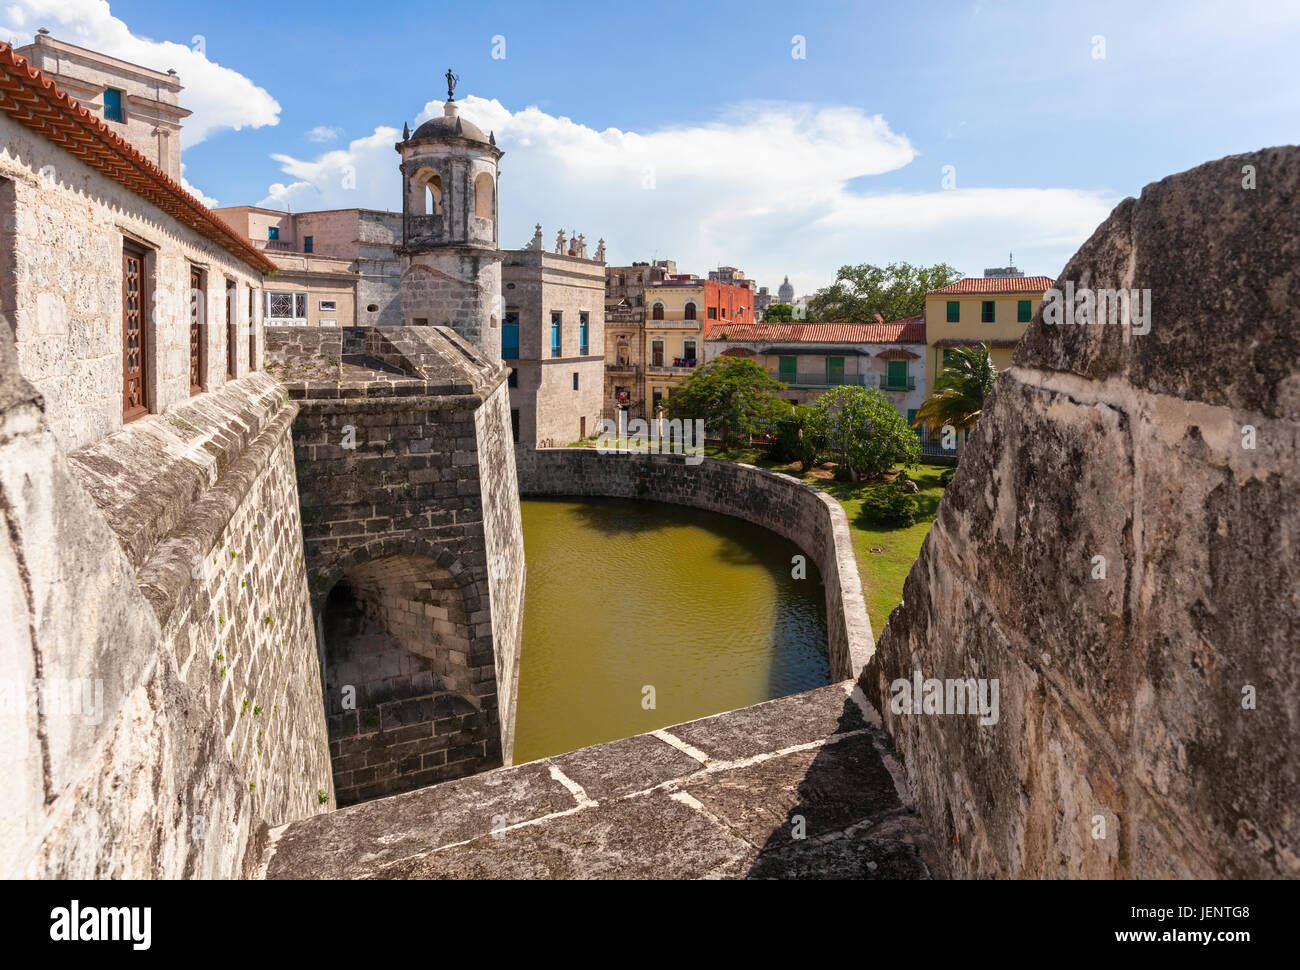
[5,0,1297,296]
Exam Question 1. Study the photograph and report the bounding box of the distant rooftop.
[927,276,1055,296]
[704,318,926,344]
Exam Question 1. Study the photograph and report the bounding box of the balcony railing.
[606,362,641,374]
[878,375,917,391]
[772,371,866,388]
[648,359,698,373]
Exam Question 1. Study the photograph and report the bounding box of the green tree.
[810,385,920,481]
[663,356,787,450]
[806,262,962,323]
[912,343,996,455]
[763,302,796,322]
[772,403,823,472]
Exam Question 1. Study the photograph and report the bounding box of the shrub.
[939,467,955,486]
[770,404,822,471]
[859,484,920,527]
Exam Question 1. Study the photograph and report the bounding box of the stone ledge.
[260,682,933,880]
[66,374,290,575]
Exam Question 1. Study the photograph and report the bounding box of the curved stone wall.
[518,449,874,681]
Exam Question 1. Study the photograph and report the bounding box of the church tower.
[397,70,504,358]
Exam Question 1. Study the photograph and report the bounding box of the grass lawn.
[564,435,947,636]
[816,466,947,636]
[701,446,949,636]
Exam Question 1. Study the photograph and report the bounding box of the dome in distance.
[411,101,489,145]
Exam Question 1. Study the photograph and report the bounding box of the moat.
[512,497,831,763]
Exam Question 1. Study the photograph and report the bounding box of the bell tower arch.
[397,71,504,358]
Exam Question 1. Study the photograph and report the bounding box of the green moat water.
[512,497,830,764]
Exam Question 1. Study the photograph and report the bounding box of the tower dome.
[396,72,505,358]
[778,274,795,303]
[410,101,491,145]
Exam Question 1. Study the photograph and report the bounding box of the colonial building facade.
[603,258,675,417]
[501,233,606,450]
[212,206,403,327]
[16,31,190,183]
[702,318,929,426]
[640,272,754,414]
[923,272,1055,385]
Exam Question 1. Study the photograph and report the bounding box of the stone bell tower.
[397,69,504,358]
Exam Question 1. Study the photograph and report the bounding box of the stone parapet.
[259,682,932,879]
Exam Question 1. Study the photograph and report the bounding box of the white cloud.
[0,0,280,147]
[306,125,343,143]
[257,95,1117,297]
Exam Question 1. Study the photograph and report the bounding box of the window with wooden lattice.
[189,267,204,395]
[122,243,149,422]
[226,280,237,380]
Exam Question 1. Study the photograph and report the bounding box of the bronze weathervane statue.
[445,68,459,102]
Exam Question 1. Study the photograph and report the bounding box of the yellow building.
[923,275,1056,386]
[642,274,754,413]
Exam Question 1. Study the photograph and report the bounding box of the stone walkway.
[260,682,934,879]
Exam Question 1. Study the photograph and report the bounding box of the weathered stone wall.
[268,325,525,793]
[1,320,329,877]
[519,449,872,681]
[358,211,402,327]
[400,254,503,358]
[67,372,334,827]
[0,113,265,455]
[864,146,1300,879]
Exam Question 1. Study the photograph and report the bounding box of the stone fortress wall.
[0,84,332,877]
[518,448,874,682]
[864,147,1300,879]
[264,324,526,803]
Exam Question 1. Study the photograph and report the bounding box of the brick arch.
[318,537,496,806]
[311,534,482,617]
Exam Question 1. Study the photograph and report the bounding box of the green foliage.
[662,356,787,448]
[859,485,920,527]
[913,343,997,436]
[806,261,962,323]
[939,467,956,485]
[316,789,330,805]
[809,385,921,480]
[763,302,796,322]
[770,404,823,471]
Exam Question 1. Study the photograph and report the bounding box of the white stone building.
[702,318,929,426]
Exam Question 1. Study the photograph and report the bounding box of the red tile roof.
[934,338,1021,349]
[927,276,1055,295]
[704,316,925,344]
[0,44,276,274]
[875,348,920,360]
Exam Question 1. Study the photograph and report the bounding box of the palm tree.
[912,344,996,456]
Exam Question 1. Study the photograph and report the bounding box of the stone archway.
[319,546,498,806]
